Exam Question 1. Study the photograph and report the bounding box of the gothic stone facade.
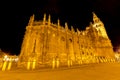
[19,13,114,66]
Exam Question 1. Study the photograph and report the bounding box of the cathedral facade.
[19,13,115,67]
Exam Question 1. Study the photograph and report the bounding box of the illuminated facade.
[19,13,115,67]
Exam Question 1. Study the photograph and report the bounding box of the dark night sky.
[0,0,120,55]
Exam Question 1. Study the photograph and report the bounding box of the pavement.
[0,62,120,80]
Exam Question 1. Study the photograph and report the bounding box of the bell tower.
[92,12,108,38]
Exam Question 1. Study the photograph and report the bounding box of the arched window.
[61,36,65,41]
[69,38,72,42]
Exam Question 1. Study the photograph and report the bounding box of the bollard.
[96,58,99,63]
[56,59,59,68]
[27,61,31,70]
[52,58,55,69]
[32,59,36,70]
[78,61,80,65]
[67,59,70,67]
[2,61,7,71]
[78,60,82,65]
[70,60,73,66]
[7,61,12,70]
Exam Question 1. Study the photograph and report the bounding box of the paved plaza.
[0,62,120,80]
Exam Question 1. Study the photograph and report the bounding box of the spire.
[92,12,97,18]
[76,28,80,35]
[92,12,108,38]
[28,14,35,26]
[57,19,60,28]
[89,22,93,27]
[43,13,46,25]
[48,14,51,26]
[71,26,75,33]
[92,12,100,23]
[65,22,68,30]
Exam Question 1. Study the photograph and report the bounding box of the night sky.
[0,0,120,55]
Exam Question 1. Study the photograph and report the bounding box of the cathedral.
[19,12,115,68]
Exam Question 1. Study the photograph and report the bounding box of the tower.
[92,12,108,38]
[91,12,114,58]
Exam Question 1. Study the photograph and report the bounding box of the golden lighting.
[0,13,116,71]
[17,12,115,70]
